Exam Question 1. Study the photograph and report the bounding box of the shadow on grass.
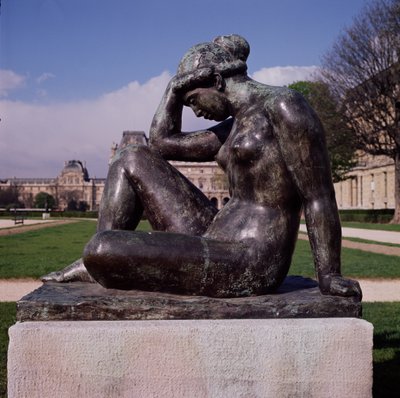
[0,302,16,398]
[373,332,400,397]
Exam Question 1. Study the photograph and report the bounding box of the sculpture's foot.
[41,258,96,283]
[319,274,362,300]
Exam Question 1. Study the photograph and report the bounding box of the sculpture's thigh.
[83,230,253,297]
[117,145,218,235]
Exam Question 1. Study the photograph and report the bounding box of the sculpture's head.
[178,34,250,121]
[177,34,249,79]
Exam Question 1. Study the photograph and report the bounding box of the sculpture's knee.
[83,230,143,289]
[83,231,113,259]
[83,231,117,284]
[111,144,152,168]
[109,145,156,183]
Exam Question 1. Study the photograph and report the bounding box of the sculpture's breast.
[229,130,266,162]
[216,113,274,169]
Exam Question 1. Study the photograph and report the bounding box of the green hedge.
[48,211,98,218]
[0,208,394,223]
[339,209,394,223]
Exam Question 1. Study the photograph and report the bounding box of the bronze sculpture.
[43,35,361,299]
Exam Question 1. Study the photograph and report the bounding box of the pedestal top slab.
[17,276,361,321]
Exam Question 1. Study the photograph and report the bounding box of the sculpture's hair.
[177,34,249,78]
[212,34,250,62]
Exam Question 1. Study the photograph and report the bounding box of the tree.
[288,81,357,182]
[66,198,88,212]
[59,189,82,211]
[321,0,400,222]
[67,199,78,211]
[78,201,89,212]
[0,186,22,209]
[34,192,56,210]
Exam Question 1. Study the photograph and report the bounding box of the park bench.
[13,211,25,225]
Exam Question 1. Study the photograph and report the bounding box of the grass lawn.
[289,239,400,279]
[338,236,400,248]
[0,220,151,279]
[300,219,400,232]
[0,302,399,397]
[0,221,96,278]
[0,302,15,398]
[0,220,399,280]
[340,221,400,232]
[0,220,399,396]
[363,302,400,397]
[299,230,400,248]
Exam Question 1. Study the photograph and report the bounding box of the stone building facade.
[0,131,230,211]
[170,161,230,209]
[333,153,395,210]
[1,130,395,211]
[332,62,398,211]
[110,131,230,209]
[0,160,106,211]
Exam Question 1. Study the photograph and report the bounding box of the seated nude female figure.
[43,35,361,299]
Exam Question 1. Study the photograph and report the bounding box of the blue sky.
[1,0,367,178]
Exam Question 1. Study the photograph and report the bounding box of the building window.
[350,177,358,208]
[383,171,387,198]
[210,197,218,208]
[370,173,375,205]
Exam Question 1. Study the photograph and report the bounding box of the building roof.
[60,160,90,181]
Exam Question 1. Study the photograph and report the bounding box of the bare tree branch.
[321,0,400,221]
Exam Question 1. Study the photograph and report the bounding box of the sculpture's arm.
[149,73,232,161]
[273,91,361,297]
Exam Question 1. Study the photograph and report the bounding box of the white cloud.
[0,71,209,178]
[251,66,320,86]
[0,66,320,178]
[0,69,27,97]
[36,72,55,84]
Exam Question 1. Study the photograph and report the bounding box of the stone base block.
[8,319,373,398]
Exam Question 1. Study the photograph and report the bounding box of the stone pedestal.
[16,277,362,321]
[9,278,369,397]
[8,318,373,398]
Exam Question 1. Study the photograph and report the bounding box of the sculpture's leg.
[95,146,145,232]
[83,230,271,298]
[111,144,217,235]
[42,145,218,283]
[40,258,96,283]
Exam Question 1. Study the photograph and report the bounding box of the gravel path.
[0,219,79,236]
[299,224,400,245]
[0,278,399,303]
[298,233,400,256]
[0,279,42,302]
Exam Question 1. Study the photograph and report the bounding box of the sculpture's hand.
[169,67,215,94]
[319,274,362,299]
[150,68,217,148]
